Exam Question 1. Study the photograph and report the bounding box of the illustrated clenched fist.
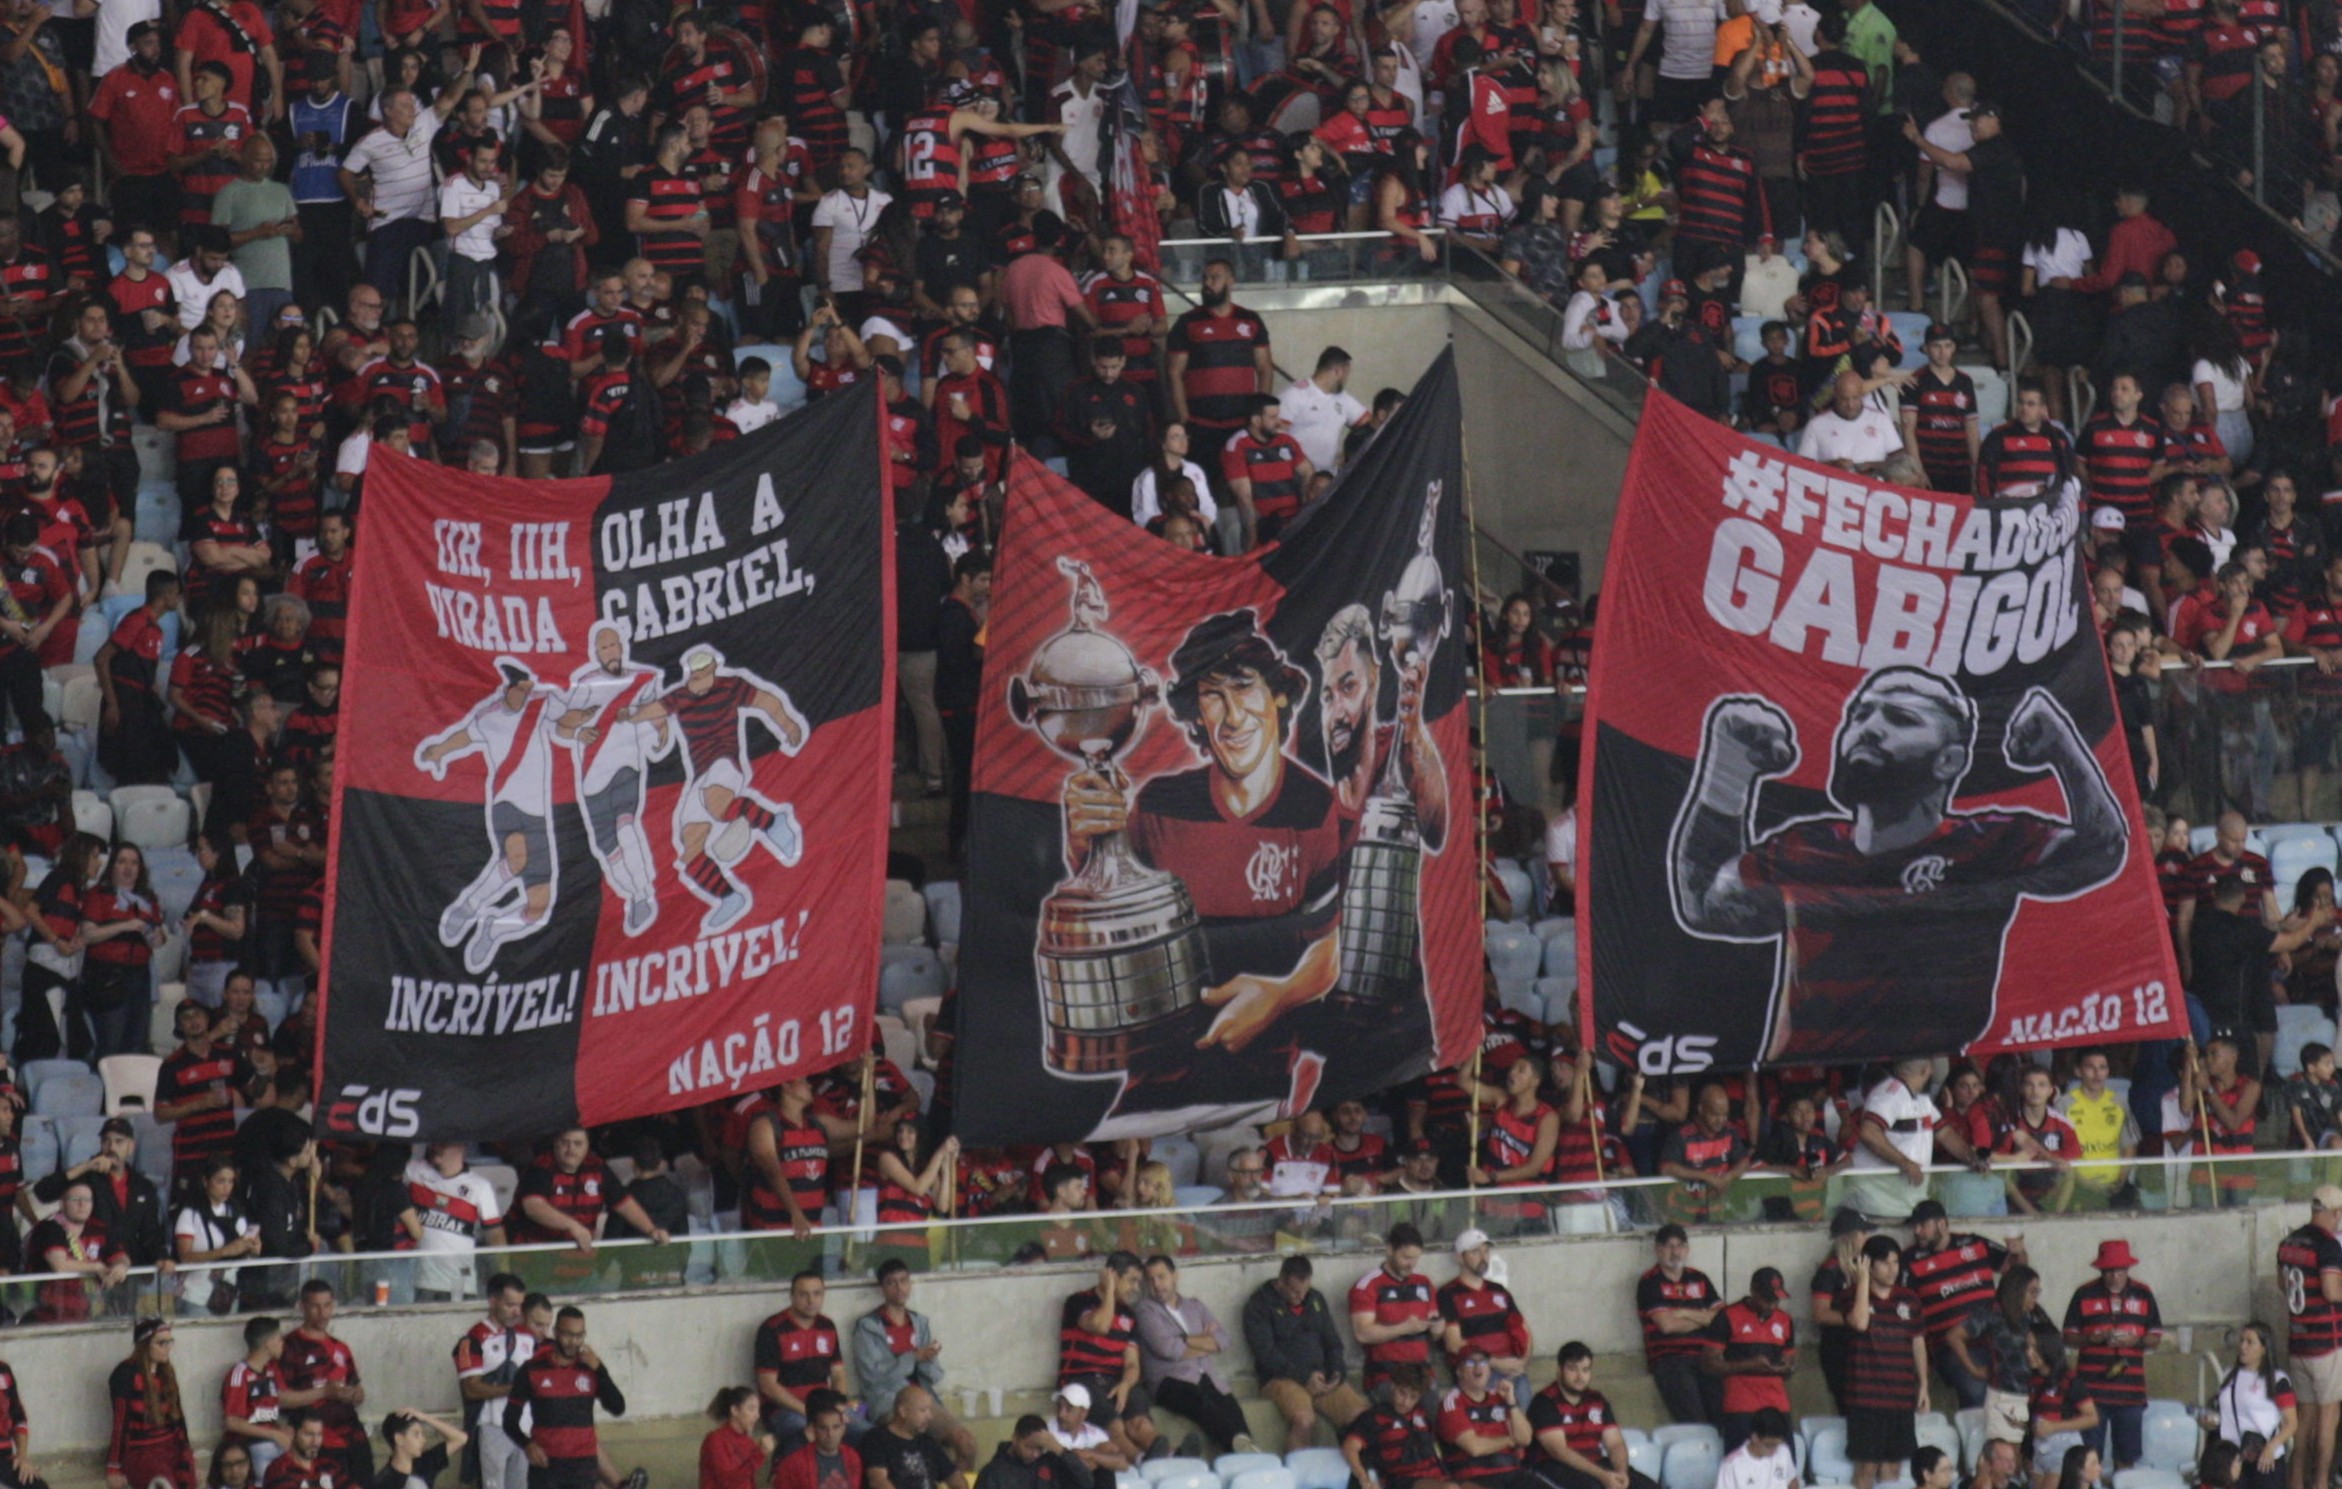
[2004,687,2067,769]
[1707,697,1796,776]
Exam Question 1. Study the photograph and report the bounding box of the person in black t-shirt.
[862,1387,966,1489]
[372,1408,466,1489]
[2190,871,2328,1068]
[934,552,990,859]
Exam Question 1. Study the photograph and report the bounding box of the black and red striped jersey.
[2191,22,2258,100]
[1976,419,2076,496]
[1900,368,1979,487]
[507,1353,622,1469]
[2283,1223,2342,1358]
[1840,1284,1925,1411]
[1345,1403,1442,1481]
[1673,140,1767,248]
[1058,1289,1137,1382]
[1527,1386,1615,1466]
[157,1044,246,1170]
[743,1115,828,1230]
[1436,1387,1522,1477]
[1801,51,1869,176]
[1220,427,1309,523]
[627,166,706,279]
[1437,1277,1529,1365]
[1169,305,1270,428]
[1349,1265,1438,1374]
[2062,1279,2161,1406]
[755,1310,843,1391]
[1082,270,1165,381]
[1637,1266,1720,1361]
[2079,411,2166,523]
[509,1155,617,1243]
[1902,1233,2008,1339]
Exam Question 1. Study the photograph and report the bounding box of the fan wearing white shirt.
[1279,348,1370,474]
[726,357,782,435]
[1714,1409,1800,1489]
[1799,370,1906,477]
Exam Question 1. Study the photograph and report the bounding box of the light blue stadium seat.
[1541,921,1576,977]
[879,947,947,1012]
[1884,311,1930,364]
[2272,833,2338,903]
[17,1113,57,1186]
[1627,1443,1662,1484]
[1150,1476,1220,1489]
[34,1069,104,1118]
[923,881,962,945]
[1915,1416,1959,1472]
[1141,1463,1214,1485]
[58,1112,106,1167]
[2113,1472,2183,1489]
[1216,1459,1283,1482]
[1285,1450,1348,1489]
[2261,823,2333,849]
[1795,1417,1844,1473]
[1660,1438,1720,1489]
[1805,1424,1853,1485]
[2189,824,2268,857]
[1491,862,1531,921]
[2137,1401,2197,1474]
[21,1057,85,1101]
[1651,1426,1721,1455]
[1172,1185,1224,1207]
[1733,316,1770,367]
[1228,1470,1293,1489]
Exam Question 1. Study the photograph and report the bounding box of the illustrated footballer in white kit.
[556,622,675,935]
[417,658,567,972]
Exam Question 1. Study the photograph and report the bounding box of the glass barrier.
[1155,230,1455,289]
[1980,0,2338,250]
[14,1150,2325,1329]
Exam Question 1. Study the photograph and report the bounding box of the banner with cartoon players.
[315,383,892,1141]
[953,350,1479,1143]
[1577,391,2183,1075]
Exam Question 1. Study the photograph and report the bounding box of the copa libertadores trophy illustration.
[1009,558,1214,1076]
[1340,480,1450,1003]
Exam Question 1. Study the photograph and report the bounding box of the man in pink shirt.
[1000,236,1096,458]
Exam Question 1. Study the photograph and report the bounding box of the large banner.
[1577,393,2183,1074]
[954,351,1479,1143]
[316,385,891,1141]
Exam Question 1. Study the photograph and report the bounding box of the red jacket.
[771,1442,861,1489]
[2073,213,2178,297]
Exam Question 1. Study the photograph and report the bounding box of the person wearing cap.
[1045,1384,1128,1478]
[2278,1188,2342,1489]
[1245,1254,1368,1448]
[1810,1210,1873,1412]
[1636,1224,1724,1425]
[35,1112,170,1266]
[110,1317,196,1489]
[376,1407,467,1489]
[1702,1269,1795,1452]
[2062,1242,2162,1468]
[1904,1198,2026,1408]
[1433,1347,1535,1489]
[1439,1230,1532,1399]
[1898,322,1980,495]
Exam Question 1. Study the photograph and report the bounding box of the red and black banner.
[1577,393,2183,1073]
[954,350,1478,1143]
[316,383,892,1141]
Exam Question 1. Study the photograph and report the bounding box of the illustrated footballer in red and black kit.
[1060,608,1343,1124]
[1671,667,2128,1061]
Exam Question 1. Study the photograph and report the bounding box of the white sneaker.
[700,890,750,936]
[623,897,657,935]
[763,803,803,865]
[463,919,512,974]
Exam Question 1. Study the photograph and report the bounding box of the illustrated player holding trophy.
[1670,667,2128,1060]
[416,657,567,973]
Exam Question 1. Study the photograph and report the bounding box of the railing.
[16,1148,2331,1329]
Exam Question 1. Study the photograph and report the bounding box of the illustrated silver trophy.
[1008,558,1214,1075]
[1338,481,1450,1003]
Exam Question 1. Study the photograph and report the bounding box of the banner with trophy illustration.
[1576,391,2182,1076]
[952,351,1479,1143]
[314,383,892,1142]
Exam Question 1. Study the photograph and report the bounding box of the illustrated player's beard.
[1831,749,1945,813]
[1326,716,1364,779]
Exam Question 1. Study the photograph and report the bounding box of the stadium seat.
[18,1113,57,1186]
[1651,1426,1721,1455]
[1485,922,1542,998]
[1491,862,1532,921]
[1173,1184,1225,1207]
[1533,975,1576,1026]
[2137,1402,2197,1474]
[57,1112,106,1168]
[2276,1006,2338,1077]
[2262,823,2333,849]
[1884,312,1930,362]
[60,667,101,733]
[1660,1438,1720,1489]
[2113,1473,2183,1489]
[1804,1424,1853,1486]
[878,1016,917,1075]
[70,789,112,841]
[905,1068,935,1109]
[2188,825,2268,857]
[117,541,177,595]
[119,794,192,851]
[1915,1416,1960,1471]
[1627,1443,1662,1484]
[474,1162,520,1218]
[1951,1409,1983,1470]
[129,1113,173,1190]
[1541,921,1576,977]
[109,783,177,817]
[1969,366,2008,427]
[1529,914,1571,943]
[1194,1125,1263,1182]
[2272,834,2338,902]
[34,1069,104,1118]
[923,881,962,945]
[1150,1476,1219,1489]
[1795,1418,1844,1473]
[1285,1450,1348,1489]
[883,879,926,944]
[1227,1470,1292,1489]
[1140,1462,1213,1484]
[879,947,947,1012]
[98,1054,161,1115]
[1154,1134,1201,1188]
[21,1057,85,1102]
[154,925,187,983]
[1216,1457,1283,1481]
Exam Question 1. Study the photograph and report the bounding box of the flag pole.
[848,1050,877,1261]
[1460,354,1492,1200]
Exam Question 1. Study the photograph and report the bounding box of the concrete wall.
[7,1201,2301,1458]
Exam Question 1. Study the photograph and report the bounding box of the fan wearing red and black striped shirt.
[1898,327,1980,495]
[2078,373,2168,527]
[154,999,250,1192]
[503,1307,628,1489]
[1528,1345,1651,1489]
[1220,395,1316,550]
[1342,1365,1446,1489]
[626,124,711,288]
[1976,379,2076,498]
